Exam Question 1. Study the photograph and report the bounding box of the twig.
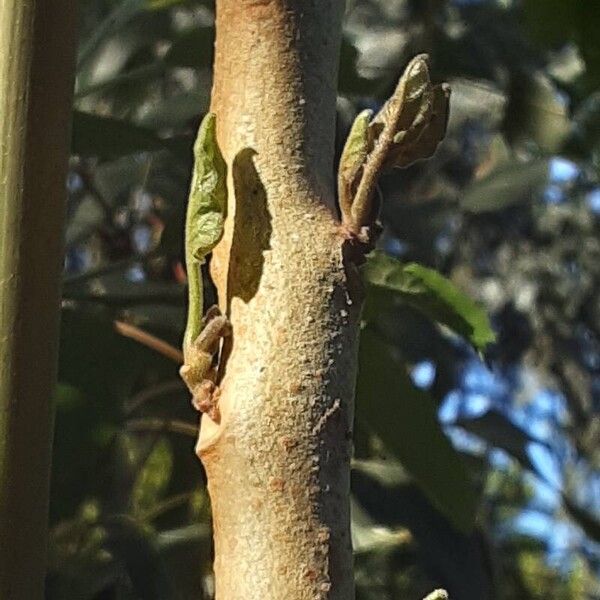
[126,417,197,437]
[139,492,195,522]
[114,320,183,363]
[125,379,186,415]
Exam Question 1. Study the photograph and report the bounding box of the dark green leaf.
[460,159,549,213]
[523,0,600,87]
[356,329,477,533]
[157,525,212,599]
[51,306,178,520]
[454,410,549,479]
[562,495,600,544]
[104,516,174,600]
[352,459,490,600]
[51,382,118,520]
[164,26,214,68]
[362,251,496,353]
[77,0,146,68]
[338,37,372,95]
[504,72,570,152]
[135,91,209,130]
[63,271,185,307]
[72,110,170,159]
[75,63,165,100]
[564,92,600,160]
[522,0,577,48]
[146,0,189,8]
[77,0,184,68]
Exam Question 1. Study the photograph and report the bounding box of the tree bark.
[198,1,360,598]
[0,1,77,598]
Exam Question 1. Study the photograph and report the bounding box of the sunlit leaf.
[362,251,496,353]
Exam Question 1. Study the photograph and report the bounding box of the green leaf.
[504,72,570,152]
[71,110,171,159]
[562,495,600,544]
[104,516,174,600]
[339,110,373,183]
[454,410,549,479]
[146,0,188,8]
[77,0,185,68]
[63,271,184,307]
[164,26,214,68]
[184,113,228,345]
[523,0,577,47]
[350,474,413,554]
[369,54,450,170]
[186,113,228,263]
[135,91,209,130]
[461,159,550,213]
[338,109,373,219]
[356,329,478,533]
[337,37,372,95]
[75,63,165,100]
[52,306,177,520]
[77,0,145,68]
[523,0,600,87]
[362,251,496,354]
[132,437,173,515]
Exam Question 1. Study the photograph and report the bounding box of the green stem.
[0,1,77,598]
[184,261,203,354]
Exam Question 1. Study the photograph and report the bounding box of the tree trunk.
[198,1,359,597]
[0,1,77,598]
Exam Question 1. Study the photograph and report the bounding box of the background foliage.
[49,0,600,598]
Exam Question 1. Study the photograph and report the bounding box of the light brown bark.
[0,1,77,597]
[198,1,360,598]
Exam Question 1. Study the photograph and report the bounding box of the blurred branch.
[114,320,183,363]
[125,379,186,415]
[75,63,166,99]
[139,491,195,522]
[126,418,197,437]
[63,253,154,286]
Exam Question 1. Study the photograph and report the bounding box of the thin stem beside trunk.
[0,2,77,597]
